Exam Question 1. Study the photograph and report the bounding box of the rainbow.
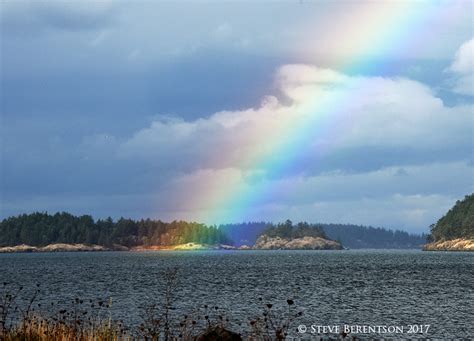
[177,1,462,225]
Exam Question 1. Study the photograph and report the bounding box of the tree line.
[261,220,328,239]
[0,211,433,249]
[429,194,474,242]
[221,221,428,249]
[0,212,231,247]
[323,224,428,249]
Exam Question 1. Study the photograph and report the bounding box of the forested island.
[253,220,342,250]
[0,212,428,252]
[424,194,474,251]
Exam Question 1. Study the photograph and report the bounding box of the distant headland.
[423,194,474,251]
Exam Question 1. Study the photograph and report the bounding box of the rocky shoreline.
[0,238,344,253]
[0,242,244,253]
[131,242,238,251]
[254,235,343,250]
[0,243,126,253]
[423,238,474,251]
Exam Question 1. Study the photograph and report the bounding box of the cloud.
[447,38,473,96]
[449,39,473,74]
[118,65,473,178]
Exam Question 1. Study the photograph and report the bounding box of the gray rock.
[254,235,342,250]
[195,326,242,341]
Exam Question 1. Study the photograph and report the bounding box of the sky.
[0,0,473,233]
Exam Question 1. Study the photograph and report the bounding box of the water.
[1,250,472,339]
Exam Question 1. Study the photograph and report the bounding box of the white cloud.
[447,38,473,96]
[449,39,473,74]
[118,64,473,174]
[276,65,472,150]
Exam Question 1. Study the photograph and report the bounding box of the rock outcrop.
[41,243,110,252]
[0,242,240,253]
[0,243,119,253]
[0,244,38,253]
[131,243,237,251]
[254,235,342,250]
[423,238,474,251]
[238,245,251,250]
[195,326,242,341]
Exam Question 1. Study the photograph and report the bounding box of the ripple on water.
[0,250,472,338]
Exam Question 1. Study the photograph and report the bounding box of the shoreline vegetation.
[424,194,474,252]
[0,269,313,341]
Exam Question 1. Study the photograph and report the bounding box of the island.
[423,194,474,251]
[252,220,343,250]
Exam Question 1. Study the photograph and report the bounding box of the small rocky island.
[252,220,343,250]
[254,235,342,250]
[423,194,474,251]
